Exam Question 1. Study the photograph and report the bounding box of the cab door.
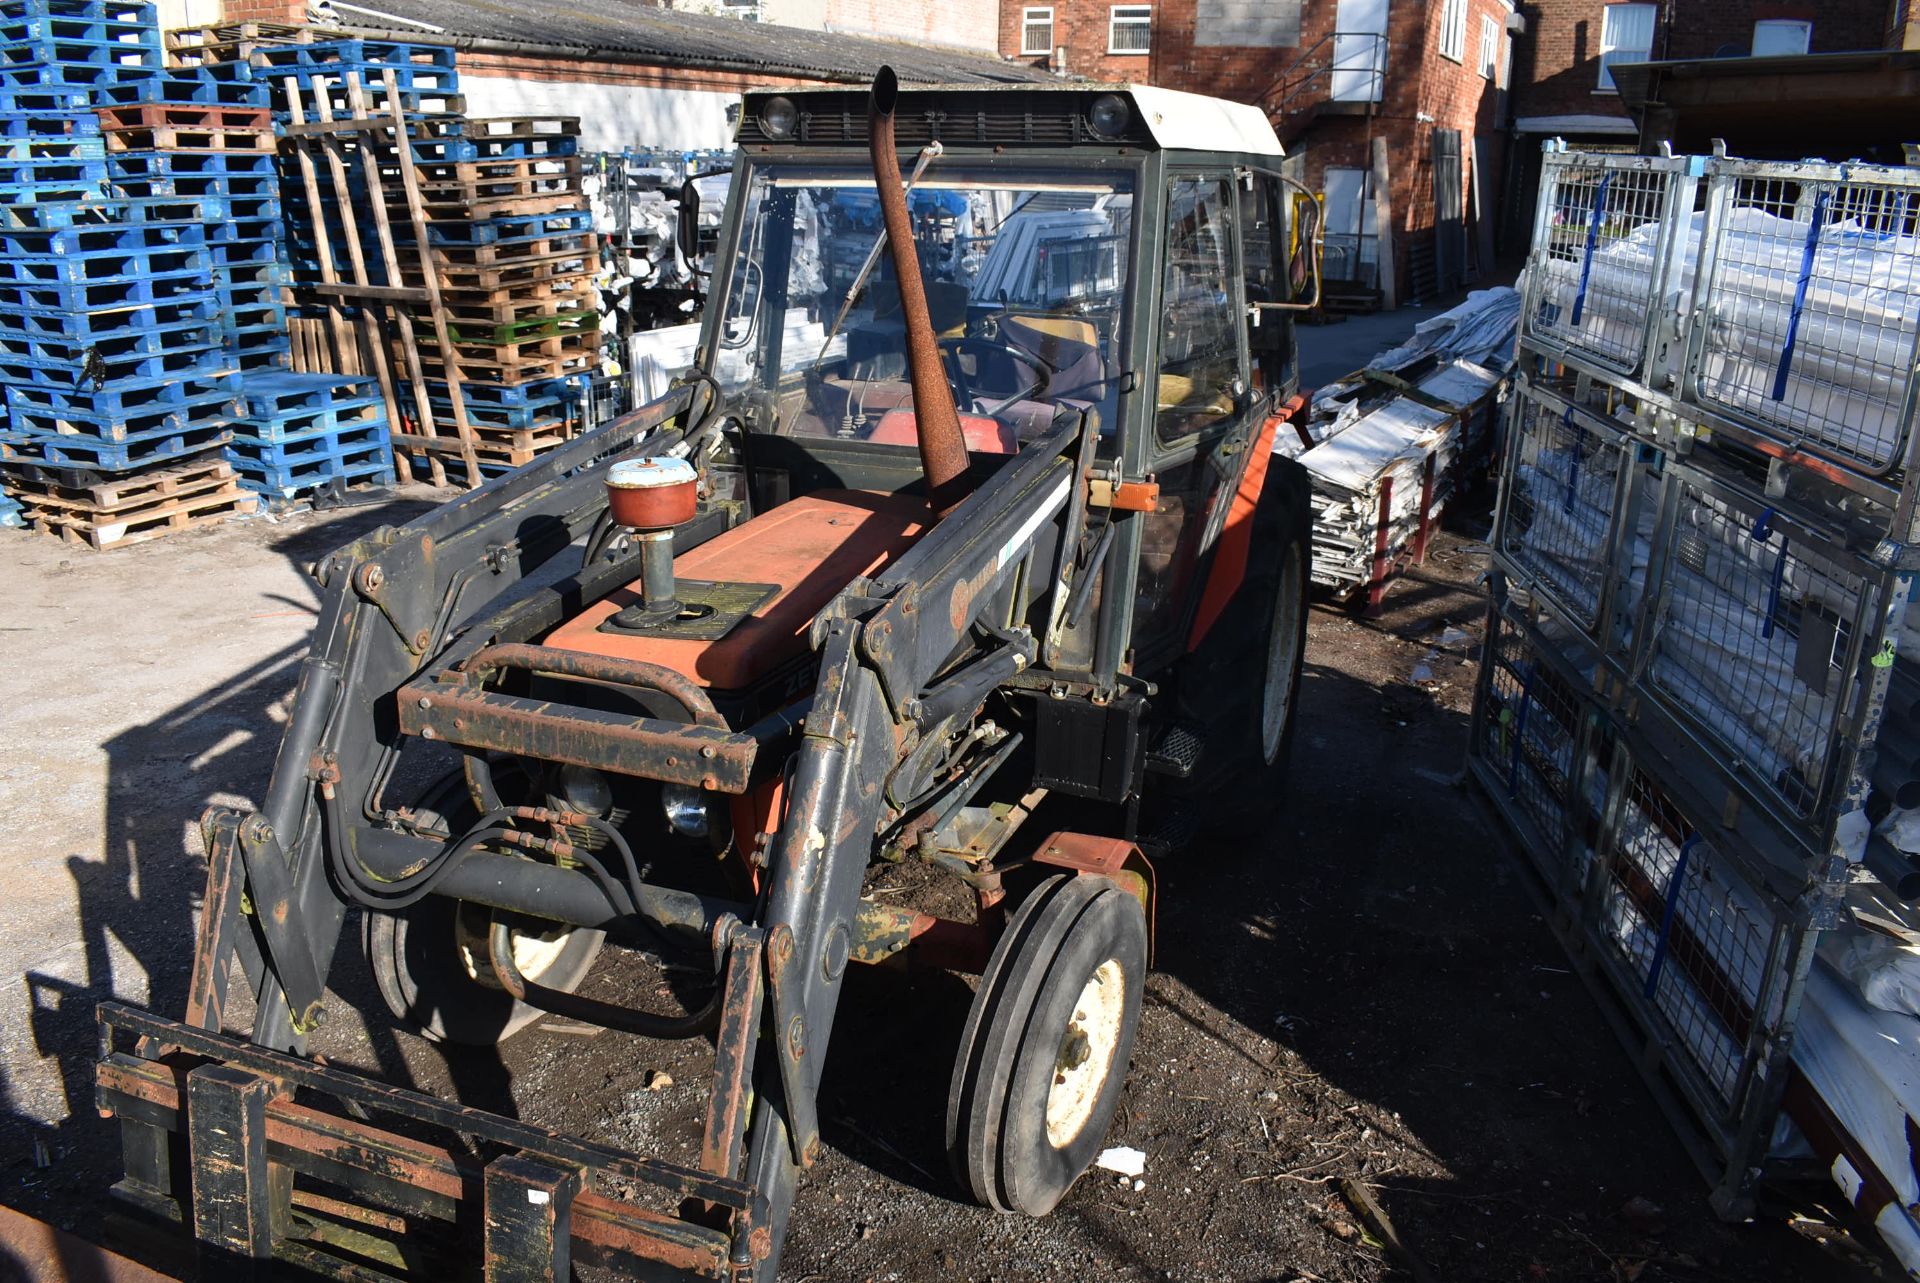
[1126,168,1273,671]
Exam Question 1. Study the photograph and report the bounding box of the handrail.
[1263,29,1386,120]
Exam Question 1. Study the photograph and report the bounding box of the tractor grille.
[737,89,1154,150]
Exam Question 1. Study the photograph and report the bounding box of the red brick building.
[1002,0,1520,306]
[1499,0,1898,247]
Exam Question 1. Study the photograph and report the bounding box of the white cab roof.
[1120,84,1284,157]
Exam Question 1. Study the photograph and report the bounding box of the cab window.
[1155,176,1243,441]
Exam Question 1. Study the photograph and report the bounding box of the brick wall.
[1514,0,1890,129]
[997,2,1159,81]
[217,0,302,24]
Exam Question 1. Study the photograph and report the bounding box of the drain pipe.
[868,65,971,516]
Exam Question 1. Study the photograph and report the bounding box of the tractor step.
[1144,720,1206,778]
[1140,803,1202,856]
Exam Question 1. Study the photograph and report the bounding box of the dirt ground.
[0,480,1893,1282]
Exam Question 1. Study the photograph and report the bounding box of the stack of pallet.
[170,25,597,488]
[0,0,260,548]
[1475,146,1920,1271]
[158,25,396,500]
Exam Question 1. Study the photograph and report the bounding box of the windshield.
[703,161,1135,454]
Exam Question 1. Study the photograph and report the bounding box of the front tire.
[947,874,1148,1216]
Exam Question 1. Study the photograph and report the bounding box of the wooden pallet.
[9,453,258,550]
[99,103,274,133]
[103,125,278,153]
[434,287,595,327]
[413,191,585,220]
[424,257,596,296]
[165,22,321,61]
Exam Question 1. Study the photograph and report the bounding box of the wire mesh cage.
[1523,150,1696,378]
[1636,460,1883,828]
[1686,159,1920,477]
[1494,382,1651,642]
[1470,598,1606,896]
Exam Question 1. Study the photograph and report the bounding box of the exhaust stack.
[868,66,971,516]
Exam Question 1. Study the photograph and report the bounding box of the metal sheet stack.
[1284,328,1510,613]
[0,0,260,547]
[170,24,597,488]
[1475,143,1920,1265]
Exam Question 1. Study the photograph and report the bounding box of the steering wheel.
[937,336,1054,414]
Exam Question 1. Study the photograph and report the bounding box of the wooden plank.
[375,69,480,486]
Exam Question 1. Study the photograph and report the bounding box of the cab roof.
[737,81,1283,157]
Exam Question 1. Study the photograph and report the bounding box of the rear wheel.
[365,901,603,1045]
[1175,490,1309,797]
[361,772,604,1045]
[947,875,1147,1216]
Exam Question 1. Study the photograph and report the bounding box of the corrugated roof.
[333,0,1056,85]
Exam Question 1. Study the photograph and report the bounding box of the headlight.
[1086,94,1131,139]
[556,764,612,816]
[661,783,710,838]
[759,95,798,141]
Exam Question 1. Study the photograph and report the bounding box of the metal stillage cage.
[1493,379,1656,648]
[1632,455,1886,833]
[1580,742,1825,1216]
[1523,149,1698,380]
[1683,158,1920,478]
[1469,595,1616,911]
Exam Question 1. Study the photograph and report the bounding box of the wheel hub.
[1044,958,1126,1148]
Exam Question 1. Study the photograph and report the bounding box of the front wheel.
[947,874,1148,1216]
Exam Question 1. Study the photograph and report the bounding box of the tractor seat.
[545,490,928,690]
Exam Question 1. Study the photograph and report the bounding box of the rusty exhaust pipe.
[869,66,971,516]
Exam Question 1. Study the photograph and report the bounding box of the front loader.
[95,70,1322,1280]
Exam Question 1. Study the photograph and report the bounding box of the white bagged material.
[1820,932,1920,1019]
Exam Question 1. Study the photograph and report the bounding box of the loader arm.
[193,386,697,1049]
[732,422,1081,1273]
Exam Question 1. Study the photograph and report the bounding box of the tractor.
[95,69,1321,1281]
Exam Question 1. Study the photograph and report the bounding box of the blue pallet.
[232,406,385,454]
[0,133,103,159]
[0,17,161,52]
[110,170,276,201]
[0,154,105,184]
[106,148,274,178]
[0,487,22,527]
[0,216,200,255]
[404,209,592,248]
[0,294,212,338]
[240,370,378,416]
[0,0,157,24]
[2,417,230,470]
[0,194,202,228]
[6,366,237,415]
[0,82,90,110]
[0,244,209,285]
[0,315,211,359]
[94,68,264,107]
[0,106,96,136]
[226,424,393,498]
[414,393,570,431]
[210,236,280,266]
[417,375,587,408]
[0,270,210,312]
[0,54,161,88]
[0,340,223,388]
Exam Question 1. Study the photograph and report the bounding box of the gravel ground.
[0,483,1890,1282]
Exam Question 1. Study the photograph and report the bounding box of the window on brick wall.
[1438,0,1467,61]
[1752,19,1812,56]
[1598,3,1655,91]
[1021,6,1054,56]
[1479,14,1500,80]
[1109,5,1151,53]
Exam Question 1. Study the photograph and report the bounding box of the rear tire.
[360,771,604,1045]
[947,875,1148,1216]
[364,901,603,1046]
[1175,475,1309,798]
